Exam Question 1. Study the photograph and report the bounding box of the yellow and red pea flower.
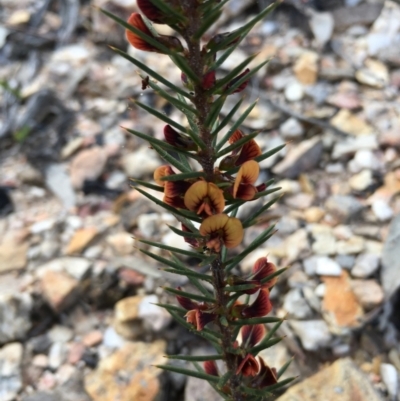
[164,125,197,151]
[233,288,272,319]
[184,181,225,217]
[240,324,266,348]
[126,13,183,53]
[199,214,244,252]
[251,358,278,389]
[236,353,260,377]
[219,129,262,170]
[233,160,260,200]
[176,290,216,331]
[153,165,190,208]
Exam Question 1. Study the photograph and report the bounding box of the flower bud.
[126,13,183,53]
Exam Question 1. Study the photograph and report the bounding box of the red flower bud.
[202,70,216,90]
[137,0,165,24]
[204,360,219,377]
[226,68,250,94]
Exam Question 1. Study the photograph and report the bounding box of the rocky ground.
[0,0,400,400]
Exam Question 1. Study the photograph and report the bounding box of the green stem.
[182,1,243,399]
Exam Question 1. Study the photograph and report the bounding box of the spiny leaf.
[170,54,200,83]
[208,2,279,54]
[212,97,243,136]
[225,225,276,270]
[155,302,187,315]
[169,253,213,298]
[225,58,270,96]
[130,178,164,192]
[166,354,223,362]
[253,186,281,200]
[211,53,259,94]
[205,95,227,129]
[134,100,187,133]
[148,0,187,23]
[245,377,296,395]
[217,130,259,157]
[110,47,190,98]
[242,196,281,227]
[194,9,222,40]
[224,284,258,292]
[162,268,213,282]
[163,286,215,303]
[216,100,258,151]
[155,364,220,383]
[137,238,208,259]
[230,316,282,325]
[167,224,203,239]
[260,267,288,285]
[249,337,283,355]
[134,186,201,221]
[147,79,197,114]
[151,143,193,173]
[123,127,194,158]
[277,357,295,379]
[159,171,205,182]
[138,247,190,271]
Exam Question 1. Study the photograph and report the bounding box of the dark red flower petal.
[236,354,259,377]
[176,291,198,311]
[196,310,216,330]
[253,358,278,388]
[204,360,219,376]
[252,257,278,289]
[226,68,250,94]
[181,224,200,248]
[241,289,272,318]
[241,324,266,348]
[137,0,165,24]
[164,125,196,150]
[202,70,216,90]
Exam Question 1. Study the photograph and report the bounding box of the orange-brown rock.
[276,358,383,401]
[322,270,363,333]
[66,227,98,255]
[84,341,166,401]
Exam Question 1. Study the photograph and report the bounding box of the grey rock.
[138,295,171,332]
[44,163,76,209]
[0,343,23,401]
[279,117,304,139]
[290,320,332,351]
[283,289,313,319]
[48,325,74,344]
[22,393,58,401]
[273,137,323,179]
[315,256,342,276]
[0,293,32,344]
[325,195,364,221]
[336,255,356,270]
[332,3,384,31]
[352,253,380,278]
[122,146,161,179]
[381,214,400,298]
[380,363,398,401]
[48,342,67,370]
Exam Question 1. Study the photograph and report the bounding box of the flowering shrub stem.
[102,1,292,400]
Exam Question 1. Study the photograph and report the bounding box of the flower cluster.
[102,0,291,399]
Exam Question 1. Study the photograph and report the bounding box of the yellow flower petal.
[154,165,175,186]
[184,181,225,216]
[223,217,244,248]
[233,160,259,198]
